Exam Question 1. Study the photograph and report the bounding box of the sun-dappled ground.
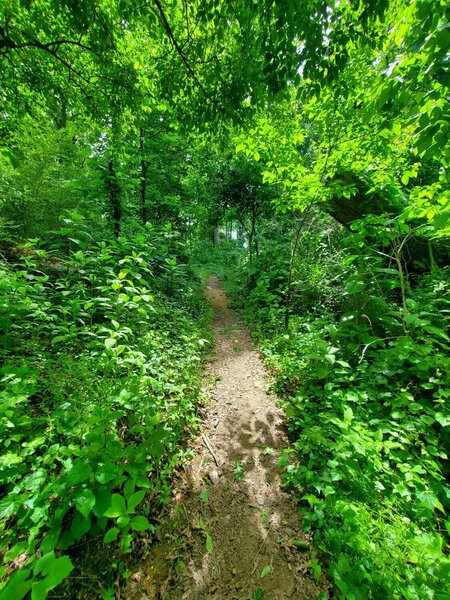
[124,276,328,599]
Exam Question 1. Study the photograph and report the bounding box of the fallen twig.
[182,503,190,528]
[251,522,273,575]
[201,433,220,467]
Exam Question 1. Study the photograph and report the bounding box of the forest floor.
[124,275,329,599]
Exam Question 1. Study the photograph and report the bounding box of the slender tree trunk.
[249,206,257,262]
[428,240,435,274]
[107,159,122,238]
[284,224,303,330]
[248,211,257,287]
[283,208,314,329]
[140,128,148,225]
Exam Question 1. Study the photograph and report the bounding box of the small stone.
[209,469,220,484]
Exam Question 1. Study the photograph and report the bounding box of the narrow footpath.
[125,275,328,599]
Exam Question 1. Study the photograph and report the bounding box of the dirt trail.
[125,275,327,599]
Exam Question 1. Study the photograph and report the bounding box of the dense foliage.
[0,220,210,598]
[1,0,449,597]
[213,215,450,598]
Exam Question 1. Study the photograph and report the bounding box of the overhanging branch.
[151,0,209,100]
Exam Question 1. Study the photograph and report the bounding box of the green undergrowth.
[216,235,450,599]
[0,214,212,599]
[260,304,450,599]
[189,239,246,287]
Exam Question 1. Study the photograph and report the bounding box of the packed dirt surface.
[125,275,328,599]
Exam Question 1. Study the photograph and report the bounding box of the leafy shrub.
[0,219,211,598]
[224,217,450,598]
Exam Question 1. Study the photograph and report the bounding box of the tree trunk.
[326,172,449,272]
[107,159,121,238]
[140,128,148,226]
[249,228,254,265]
[249,205,258,261]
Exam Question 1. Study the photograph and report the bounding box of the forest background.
[0,0,449,598]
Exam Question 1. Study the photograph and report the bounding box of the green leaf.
[205,533,213,553]
[66,460,92,485]
[117,515,130,528]
[336,360,350,368]
[70,513,91,541]
[417,490,445,514]
[75,488,95,518]
[127,490,146,513]
[33,552,57,576]
[391,410,405,419]
[93,488,112,518]
[40,525,61,554]
[199,490,209,503]
[423,325,449,341]
[130,516,152,532]
[31,581,49,600]
[293,539,310,550]
[104,338,117,349]
[435,413,450,427]
[302,494,320,506]
[346,279,365,294]
[95,463,121,484]
[0,497,16,519]
[103,527,120,543]
[260,565,271,578]
[0,569,32,600]
[104,494,127,518]
[343,406,353,423]
[32,553,74,598]
[147,427,168,457]
[0,147,19,168]
[310,559,321,583]
[135,475,151,488]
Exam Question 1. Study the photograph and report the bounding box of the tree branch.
[0,31,98,55]
[151,0,210,100]
[0,34,120,103]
